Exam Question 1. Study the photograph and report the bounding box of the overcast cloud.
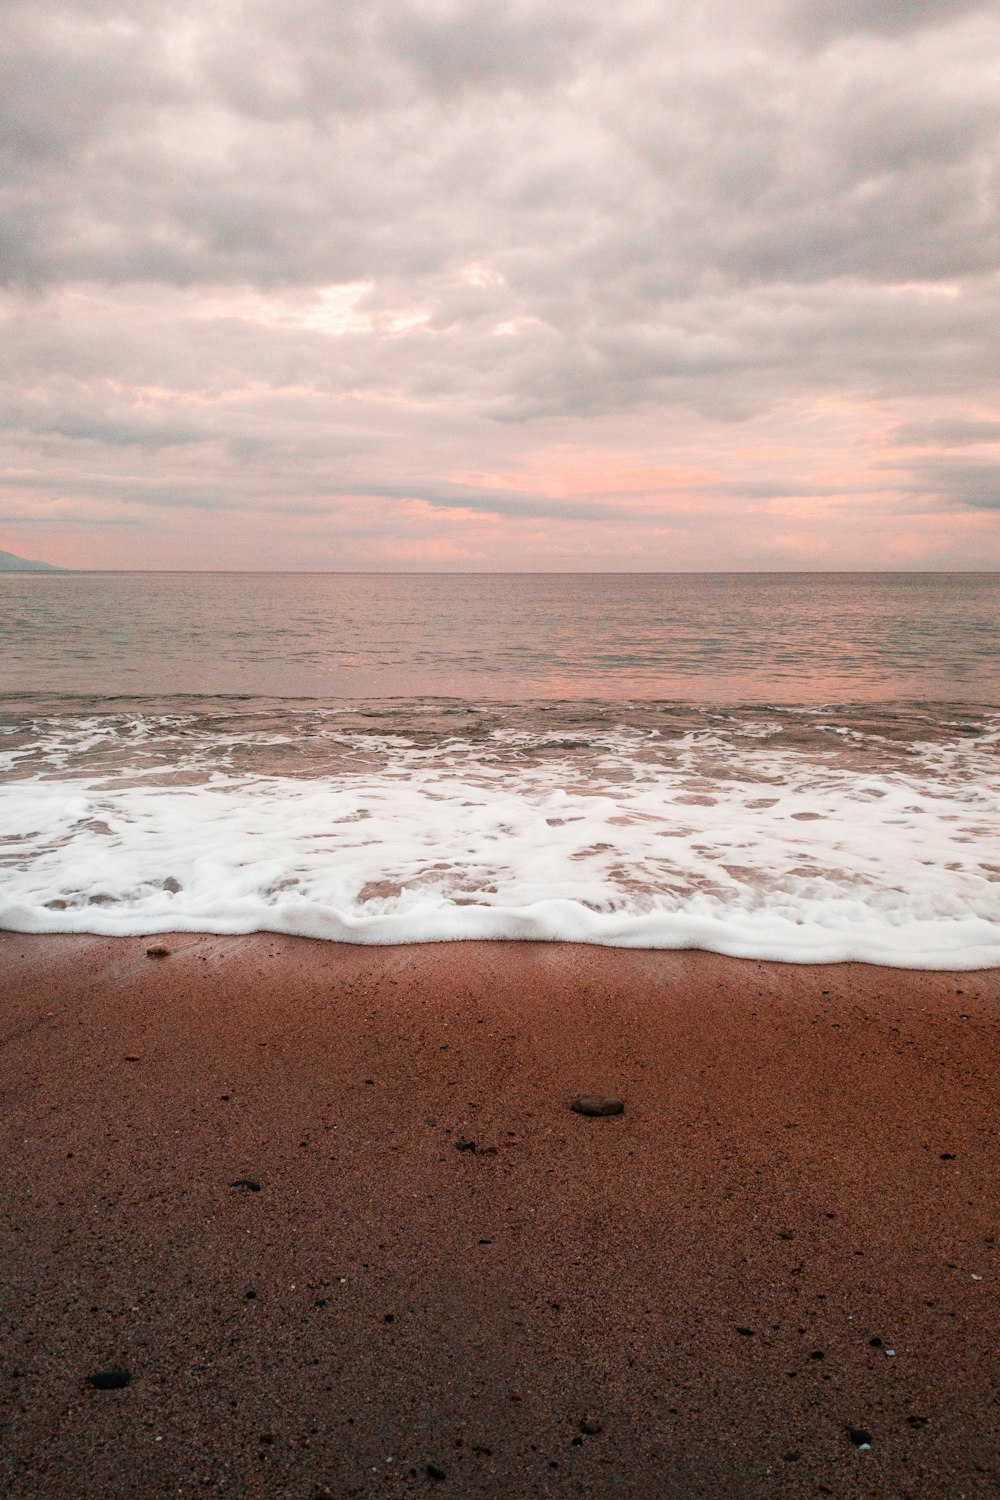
[1,0,998,568]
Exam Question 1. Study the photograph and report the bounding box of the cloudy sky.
[2,0,999,570]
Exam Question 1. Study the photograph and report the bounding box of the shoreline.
[2,932,998,1497]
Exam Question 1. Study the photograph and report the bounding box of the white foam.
[2,711,998,967]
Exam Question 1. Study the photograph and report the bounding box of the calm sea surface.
[2,571,997,701]
[2,572,998,967]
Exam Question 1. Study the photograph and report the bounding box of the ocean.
[1,571,998,967]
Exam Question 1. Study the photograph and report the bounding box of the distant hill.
[0,549,67,572]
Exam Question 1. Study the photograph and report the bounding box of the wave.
[2,701,997,968]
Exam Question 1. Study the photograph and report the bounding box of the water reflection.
[1,572,997,704]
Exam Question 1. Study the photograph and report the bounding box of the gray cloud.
[1,0,998,566]
[888,418,1000,447]
[4,1,998,302]
[898,457,1000,510]
[788,0,990,45]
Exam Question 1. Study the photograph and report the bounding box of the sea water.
[1,572,998,967]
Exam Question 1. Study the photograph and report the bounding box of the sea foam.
[1,703,998,968]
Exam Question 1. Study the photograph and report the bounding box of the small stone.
[455,1137,477,1152]
[426,1463,447,1481]
[230,1178,261,1192]
[145,945,170,958]
[907,1415,929,1427]
[736,1326,755,1337]
[580,1415,603,1435]
[783,1451,801,1462]
[940,1152,956,1161]
[87,1369,131,1390]
[570,1095,624,1117]
[124,1056,141,1063]
[848,1427,873,1449]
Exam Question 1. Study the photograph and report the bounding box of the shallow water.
[2,574,998,965]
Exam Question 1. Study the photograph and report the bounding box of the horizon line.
[5,567,999,577]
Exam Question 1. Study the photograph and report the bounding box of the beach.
[2,932,997,1498]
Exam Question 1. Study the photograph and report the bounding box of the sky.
[2,0,999,571]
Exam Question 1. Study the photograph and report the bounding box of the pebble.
[230,1178,261,1192]
[145,945,170,958]
[570,1095,624,1117]
[848,1427,873,1449]
[87,1369,131,1390]
[426,1463,447,1481]
[580,1415,603,1435]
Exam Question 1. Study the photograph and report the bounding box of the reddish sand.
[1,932,997,1499]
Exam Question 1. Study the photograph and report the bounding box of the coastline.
[2,932,998,1498]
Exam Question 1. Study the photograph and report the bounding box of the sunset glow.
[2,1,998,570]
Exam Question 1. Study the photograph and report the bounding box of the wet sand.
[1,932,997,1498]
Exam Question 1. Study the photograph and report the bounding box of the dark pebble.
[736,1326,755,1337]
[230,1178,261,1192]
[145,945,170,958]
[580,1415,603,1435]
[455,1137,477,1152]
[244,1289,256,1300]
[907,1415,929,1427]
[869,1336,883,1347]
[570,1095,624,1117]
[940,1152,956,1160]
[783,1451,801,1462]
[426,1463,447,1481]
[87,1369,131,1390]
[848,1427,873,1448]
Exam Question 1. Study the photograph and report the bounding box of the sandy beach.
[1,932,997,1498]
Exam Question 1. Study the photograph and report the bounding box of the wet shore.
[1,933,997,1498]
